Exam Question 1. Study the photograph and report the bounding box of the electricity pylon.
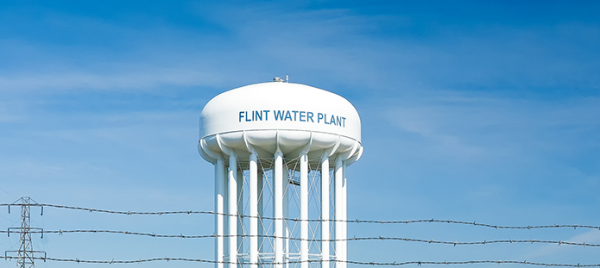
[5,197,46,268]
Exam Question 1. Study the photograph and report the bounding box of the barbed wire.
[5,257,599,267]
[1,203,598,230]
[2,203,598,267]
[1,230,597,247]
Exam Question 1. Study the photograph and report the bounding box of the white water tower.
[198,80,363,268]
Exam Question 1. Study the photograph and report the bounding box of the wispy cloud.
[0,68,227,92]
[382,93,600,162]
[523,230,600,259]
[2,1,599,98]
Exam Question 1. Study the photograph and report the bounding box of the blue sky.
[1,1,599,267]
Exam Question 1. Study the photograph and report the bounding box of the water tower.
[198,80,363,268]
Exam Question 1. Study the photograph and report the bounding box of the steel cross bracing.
[258,158,276,264]
[307,162,322,258]
[4,197,46,268]
[226,156,334,268]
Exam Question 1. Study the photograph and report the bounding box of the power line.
[2,230,598,248]
[1,203,598,230]
[7,257,599,267]
[0,187,17,199]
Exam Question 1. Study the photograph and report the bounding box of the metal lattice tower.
[5,197,46,268]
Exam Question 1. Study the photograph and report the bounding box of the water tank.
[198,81,363,268]
[199,81,362,164]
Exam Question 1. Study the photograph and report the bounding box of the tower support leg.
[215,157,225,268]
[335,157,346,268]
[228,154,238,268]
[274,150,284,268]
[283,165,290,268]
[300,153,309,268]
[258,169,264,266]
[249,152,258,268]
[321,155,330,268]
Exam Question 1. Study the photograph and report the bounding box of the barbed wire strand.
[1,203,598,230]
[5,257,599,267]
[1,230,597,248]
